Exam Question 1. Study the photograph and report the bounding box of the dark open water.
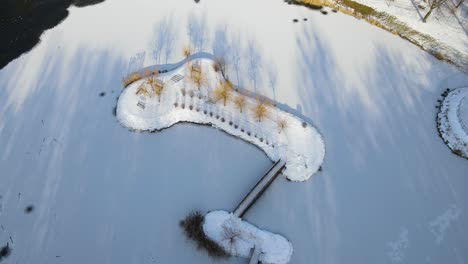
[0,0,105,69]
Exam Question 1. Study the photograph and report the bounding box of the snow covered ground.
[354,0,468,55]
[117,56,325,181]
[0,0,468,263]
[203,210,293,264]
[437,87,468,158]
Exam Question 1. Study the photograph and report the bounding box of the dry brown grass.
[122,73,142,87]
[298,0,324,7]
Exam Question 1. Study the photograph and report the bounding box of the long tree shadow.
[152,15,179,64]
[289,22,468,263]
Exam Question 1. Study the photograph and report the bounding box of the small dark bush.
[221,118,225,122]
[229,121,233,126]
[194,0,200,3]
[189,105,193,110]
[213,62,220,72]
[25,205,34,214]
[321,10,328,15]
[302,122,307,128]
[174,103,178,107]
[0,243,11,260]
[303,18,308,21]
[293,19,299,23]
[453,149,463,156]
[181,104,185,109]
[260,138,264,142]
[180,212,228,258]
[234,125,238,129]
[332,9,337,12]
[99,92,106,97]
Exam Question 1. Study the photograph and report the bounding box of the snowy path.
[117,56,325,181]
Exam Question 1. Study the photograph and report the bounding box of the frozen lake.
[0,0,467,263]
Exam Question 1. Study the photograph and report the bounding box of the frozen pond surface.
[0,0,467,263]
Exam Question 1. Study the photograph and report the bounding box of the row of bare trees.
[135,70,165,102]
[419,0,465,22]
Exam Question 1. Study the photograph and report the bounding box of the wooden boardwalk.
[233,159,286,218]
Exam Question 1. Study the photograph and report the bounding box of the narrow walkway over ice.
[116,54,325,181]
[233,159,286,217]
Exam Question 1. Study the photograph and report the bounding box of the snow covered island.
[116,54,325,181]
[203,210,293,264]
[437,87,468,159]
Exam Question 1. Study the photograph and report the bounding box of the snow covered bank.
[117,56,325,181]
[437,87,468,158]
[203,211,293,264]
[292,0,468,71]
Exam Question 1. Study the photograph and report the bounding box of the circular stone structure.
[117,54,325,181]
[459,95,468,133]
[437,87,468,159]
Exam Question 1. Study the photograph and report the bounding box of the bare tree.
[183,45,192,58]
[189,67,207,90]
[423,0,449,22]
[214,57,228,80]
[234,96,246,113]
[277,119,288,134]
[253,100,269,122]
[455,0,465,8]
[214,80,233,106]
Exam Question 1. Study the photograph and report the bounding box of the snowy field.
[0,0,468,263]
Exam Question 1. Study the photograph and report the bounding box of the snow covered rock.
[116,56,325,181]
[203,210,293,264]
[437,87,468,158]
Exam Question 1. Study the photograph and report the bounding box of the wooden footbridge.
[232,159,286,263]
[233,159,286,218]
